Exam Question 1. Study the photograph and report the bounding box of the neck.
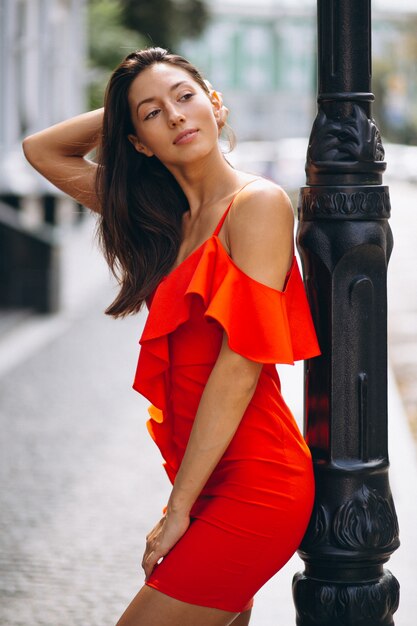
[166,146,241,218]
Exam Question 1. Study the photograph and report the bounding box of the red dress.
[133,184,321,612]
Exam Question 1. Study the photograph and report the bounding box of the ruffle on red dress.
[132,235,320,482]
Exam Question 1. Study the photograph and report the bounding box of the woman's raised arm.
[22,108,104,213]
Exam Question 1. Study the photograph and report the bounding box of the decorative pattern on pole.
[293,2,400,625]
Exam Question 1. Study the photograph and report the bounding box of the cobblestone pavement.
[0,289,172,626]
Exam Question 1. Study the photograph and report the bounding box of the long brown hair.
[95,47,211,318]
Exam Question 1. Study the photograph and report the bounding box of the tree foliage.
[87,0,209,109]
[87,0,145,109]
[88,0,144,70]
[119,0,210,51]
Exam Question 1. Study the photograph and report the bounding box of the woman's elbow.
[22,135,40,166]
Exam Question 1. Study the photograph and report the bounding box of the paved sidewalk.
[1,185,416,625]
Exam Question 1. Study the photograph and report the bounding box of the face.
[127,63,222,166]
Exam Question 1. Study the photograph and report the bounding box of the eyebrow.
[136,81,191,116]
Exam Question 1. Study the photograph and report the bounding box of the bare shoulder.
[227,177,294,238]
[225,177,295,291]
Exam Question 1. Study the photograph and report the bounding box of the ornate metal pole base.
[293,2,400,624]
[294,570,399,626]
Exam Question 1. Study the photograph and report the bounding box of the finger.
[144,556,154,580]
[141,553,146,571]
[142,550,151,575]
[146,521,162,543]
[142,541,159,567]
[142,543,152,570]
[144,550,162,581]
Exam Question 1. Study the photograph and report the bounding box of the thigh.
[115,584,240,626]
[231,610,252,626]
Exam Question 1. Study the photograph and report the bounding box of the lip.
[173,128,199,145]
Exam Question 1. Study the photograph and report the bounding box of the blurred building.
[0,0,87,315]
[181,0,316,142]
[372,8,417,144]
[181,0,417,144]
[0,0,86,197]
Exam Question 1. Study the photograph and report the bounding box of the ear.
[127,133,154,157]
[210,90,223,121]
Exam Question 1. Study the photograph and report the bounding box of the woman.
[23,47,320,626]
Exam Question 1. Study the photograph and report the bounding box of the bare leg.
[115,584,243,626]
[230,609,252,626]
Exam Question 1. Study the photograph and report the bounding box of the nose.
[167,103,185,127]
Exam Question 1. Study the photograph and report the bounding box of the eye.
[179,92,194,101]
[144,109,160,121]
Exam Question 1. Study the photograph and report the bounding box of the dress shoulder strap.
[212,177,261,236]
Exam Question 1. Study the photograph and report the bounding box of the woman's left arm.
[142,183,294,580]
[142,344,262,579]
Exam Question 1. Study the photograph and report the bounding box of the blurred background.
[1,1,416,625]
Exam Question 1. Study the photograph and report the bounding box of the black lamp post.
[293,1,400,624]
